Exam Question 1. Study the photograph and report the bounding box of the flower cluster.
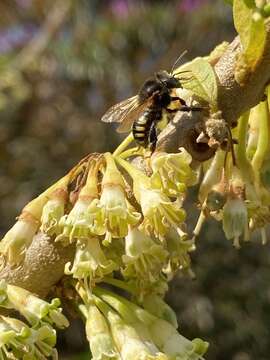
[0,138,201,357]
[0,280,69,359]
[78,286,208,360]
[198,91,270,247]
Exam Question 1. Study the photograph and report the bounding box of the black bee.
[101,68,202,150]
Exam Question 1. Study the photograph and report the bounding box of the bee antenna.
[170,50,188,74]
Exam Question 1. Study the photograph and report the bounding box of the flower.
[94,295,163,360]
[151,149,197,197]
[0,282,69,328]
[164,228,194,275]
[40,188,67,236]
[138,187,186,238]
[122,227,168,288]
[97,153,141,244]
[65,237,117,282]
[116,157,185,238]
[223,197,249,248]
[57,161,101,244]
[0,212,39,265]
[0,173,71,264]
[85,302,120,359]
[0,315,58,359]
[94,287,208,360]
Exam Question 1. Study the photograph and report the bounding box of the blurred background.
[1,1,270,359]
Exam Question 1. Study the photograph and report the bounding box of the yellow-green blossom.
[95,288,208,360]
[96,153,141,244]
[0,173,71,265]
[94,296,164,360]
[40,188,68,236]
[0,282,69,329]
[223,197,249,248]
[116,157,185,238]
[151,149,197,197]
[164,228,194,275]
[57,162,101,244]
[122,227,168,287]
[65,237,117,282]
[0,212,39,265]
[0,315,57,360]
[85,302,120,359]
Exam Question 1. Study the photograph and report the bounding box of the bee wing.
[101,95,150,133]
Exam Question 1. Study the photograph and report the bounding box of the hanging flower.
[122,227,168,288]
[151,149,197,197]
[94,295,163,360]
[0,212,39,265]
[223,197,249,248]
[40,187,68,236]
[0,173,71,265]
[163,227,194,275]
[96,153,141,245]
[0,281,69,329]
[65,237,117,282]
[57,161,101,244]
[0,315,58,360]
[94,287,208,360]
[116,157,185,238]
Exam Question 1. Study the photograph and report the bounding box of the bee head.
[155,70,182,89]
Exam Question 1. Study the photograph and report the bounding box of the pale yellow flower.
[116,157,185,238]
[40,188,67,236]
[122,227,168,287]
[96,153,141,244]
[65,237,117,282]
[223,197,249,248]
[151,149,197,197]
[0,212,39,265]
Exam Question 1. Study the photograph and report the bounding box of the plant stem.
[113,133,134,156]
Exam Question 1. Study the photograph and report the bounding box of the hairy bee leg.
[170,96,187,105]
[166,108,178,113]
[149,122,157,152]
[180,106,202,111]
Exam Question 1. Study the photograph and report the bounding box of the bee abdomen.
[132,109,161,147]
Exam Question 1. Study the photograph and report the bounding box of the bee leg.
[180,106,202,112]
[149,122,157,152]
[170,96,187,106]
[166,108,178,113]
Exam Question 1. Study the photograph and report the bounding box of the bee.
[101,59,202,150]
